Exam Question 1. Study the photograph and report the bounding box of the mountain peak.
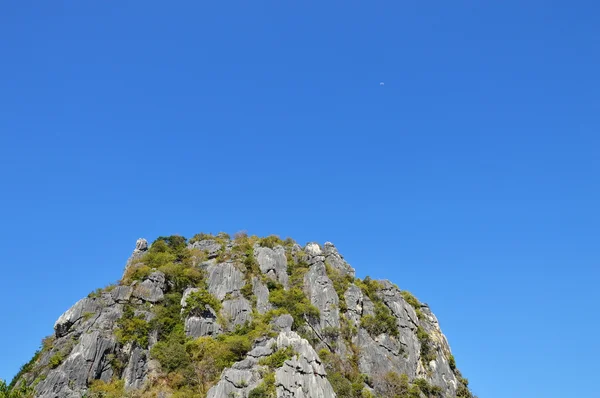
[9,233,476,398]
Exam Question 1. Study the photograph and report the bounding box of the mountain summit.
[9,233,476,398]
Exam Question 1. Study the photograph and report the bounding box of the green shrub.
[159,262,205,292]
[150,329,191,373]
[150,292,184,340]
[448,354,456,371]
[258,235,284,249]
[269,286,319,328]
[115,306,150,348]
[48,353,64,369]
[121,263,152,284]
[355,277,383,301]
[325,263,354,311]
[185,334,251,373]
[241,282,254,300]
[361,302,398,337]
[456,383,475,398]
[183,289,221,317]
[416,326,436,366]
[320,349,364,398]
[188,232,215,244]
[1,379,34,398]
[374,372,421,398]
[86,379,126,398]
[258,347,294,369]
[248,372,276,398]
[413,378,443,397]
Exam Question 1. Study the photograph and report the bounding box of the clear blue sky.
[1,2,598,396]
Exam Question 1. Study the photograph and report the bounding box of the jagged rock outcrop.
[11,234,475,398]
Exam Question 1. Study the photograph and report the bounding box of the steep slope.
[9,233,476,398]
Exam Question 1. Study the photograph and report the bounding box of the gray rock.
[357,327,416,378]
[207,262,245,300]
[111,286,133,303]
[304,242,326,266]
[181,287,223,338]
[184,306,222,338]
[247,338,276,358]
[221,296,253,330]
[304,262,340,331]
[252,276,272,314]
[323,242,355,277]
[132,272,166,303]
[36,331,117,398]
[254,245,289,288]
[275,331,336,398]
[181,287,199,308]
[344,284,364,327]
[124,238,149,270]
[54,298,101,338]
[272,314,294,332]
[135,238,148,252]
[188,239,222,258]
[304,242,322,256]
[123,346,149,390]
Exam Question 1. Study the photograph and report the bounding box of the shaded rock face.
[15,236,472,398]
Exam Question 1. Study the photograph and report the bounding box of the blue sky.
[1,1,598,396]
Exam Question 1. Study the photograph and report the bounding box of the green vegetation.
[413,378,443,397]
[361,301,399,337]
[249,344,293,398]
[356,277,398,337]
[115,305,151,348]
[258,235,284,248]
[0,379,33,398]
[374,372,421,398]
[325,263,354,311]
[48,352,64,369]
[86,379,126,398]
[248,372,276,398]
[183,289,221,316]
[268,285,319,329]
[448,354,456,370]
[416,326,437,366]
[188,232,215,244]
[150,292,184,340]
[286,255,309,288]
[319,348,365,398]
[122,235,205,291]
[258,346,294,368]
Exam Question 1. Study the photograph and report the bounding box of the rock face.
[275,332,336,398]
[12,234,475,398]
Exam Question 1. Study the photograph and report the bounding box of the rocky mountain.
[8,233,476,398]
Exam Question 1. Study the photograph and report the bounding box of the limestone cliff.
[10,233,476,398]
